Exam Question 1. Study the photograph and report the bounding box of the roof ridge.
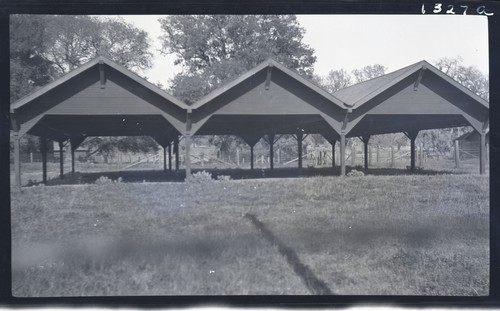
[192,58,346,110]
[334,60,425,94]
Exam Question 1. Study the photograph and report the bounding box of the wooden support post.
[70,136,85,174]
[59,141,64,179]
[268,134,275,171]
[454,140,460,168]
[331,141,336,168]
[13,133,21,188]
[368,146,372,166]
[410,138,416,172]
[41,137,47,184]
[362,136,370,170]
[480,132,486,175]
[71,146,75,174]
[297,132,303,171]
[250,145,254,170]
[168,144,172,171]
[340,133,346,176]
[404,131,419,172]
[376,145,380,163]
[163,146,167,171]
[351,144,356,166]
[390,146,395,167]
[174,136,179,171]
[185,133,192,177]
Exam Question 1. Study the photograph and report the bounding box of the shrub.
[186,170,214,183]
[94,176,122,185]
[216,175,232,182]
[347,169,365,177]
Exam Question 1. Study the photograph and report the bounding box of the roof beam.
[265,64,273,90]
[413,67,427,91]
[99,60,106,89]
[482,116,489,132]
[70,135,86,151]
[10,114,19,132]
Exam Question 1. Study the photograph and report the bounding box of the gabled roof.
[10,56,187,113]
[190,58,348,110]
[455,127,490,141]
[333,60,489,110]
[333,61,422,106]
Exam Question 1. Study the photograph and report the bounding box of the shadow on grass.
[26,165,467,187]
[244,213,333,295]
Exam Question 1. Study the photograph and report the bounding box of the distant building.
[455,130,489,159]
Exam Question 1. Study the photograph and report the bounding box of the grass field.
[11,173,489,296]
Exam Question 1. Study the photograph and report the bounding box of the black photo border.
[0,0,499,308]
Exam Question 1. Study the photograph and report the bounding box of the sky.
[117,14,489,89]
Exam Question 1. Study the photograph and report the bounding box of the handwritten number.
[433,3,442,13]
[460,5,468,15]
[422,3,493,16]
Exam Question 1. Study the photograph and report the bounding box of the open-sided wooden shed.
[455,129,490,159]
[187,59,350,174]
[334,60,489,173]
[10,57,489,187]
[10,56,188,187]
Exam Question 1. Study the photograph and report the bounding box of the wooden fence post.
[340,133,346,176]
[41,137,47,184]
[480,132,486,174]
[390,146,395,167]
[420,144,424,165]
[351,145,356,166]
[332,141,336,168]
[454,140,460,168]
[236,147,240,166]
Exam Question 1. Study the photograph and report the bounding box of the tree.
[43,16,153,75]
[352,64,387,83]
[159,15,316,104]
[83,136,159,163]
[10,15,56,102]
[159,14,316,155]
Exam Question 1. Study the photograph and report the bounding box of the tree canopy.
[434,56,489,101]
[314,64,387,94]
[159,15,316,104]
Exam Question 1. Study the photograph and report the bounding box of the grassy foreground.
[11,174,489,296]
